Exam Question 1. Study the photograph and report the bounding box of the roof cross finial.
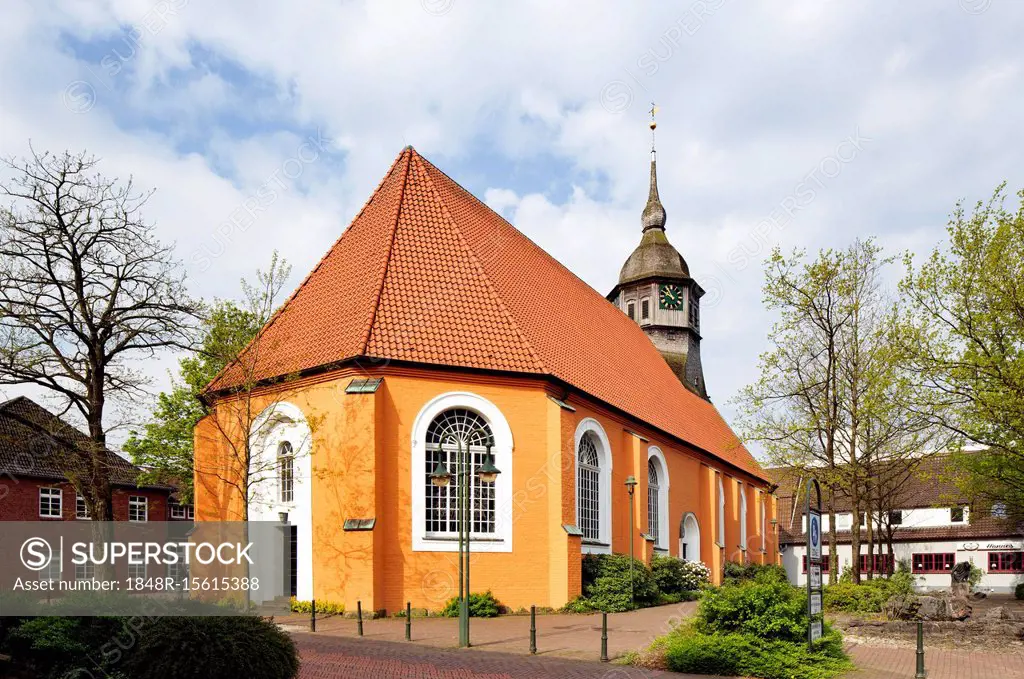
[649,102,658,157]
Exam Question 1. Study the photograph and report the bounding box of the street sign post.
[805,478,823,651]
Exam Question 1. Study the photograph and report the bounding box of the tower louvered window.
[577,433,601,541]
[425,409,496,535]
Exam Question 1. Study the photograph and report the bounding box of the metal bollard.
[357,600,364,637]
[529,605,537,655]
[310,599,316,632]
[405,602,412,641]
[915,621,927,679]
[600,612,609,662]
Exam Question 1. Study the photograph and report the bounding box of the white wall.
[800,506,969,533]
[783,538,1024,594]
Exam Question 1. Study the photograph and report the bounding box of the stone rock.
[883,593,972,621]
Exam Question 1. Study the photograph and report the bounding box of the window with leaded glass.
[278,441,295,503]
[647,459,660,544]
[424,408,495,536]
[577,433,601,541]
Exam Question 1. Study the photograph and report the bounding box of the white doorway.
[680,512,701,563]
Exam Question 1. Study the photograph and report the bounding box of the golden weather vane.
[649,102,658,153]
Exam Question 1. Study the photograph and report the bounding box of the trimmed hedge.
[440,591,501,618]
[579,553,659,612]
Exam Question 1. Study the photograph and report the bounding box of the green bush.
[122,617,299,679]
[652,555,711,594]
[823,571,915,613]
[580,553,658,612]
[289,598,345,615]
[1015,583,1024,600]
[664,626,852,679]
[440,591,501,618]
[723,561,788,583]
[697,577,807,642]
[3,616,298,679]
[560,595,597,614]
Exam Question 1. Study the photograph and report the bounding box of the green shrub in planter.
[697,578,807,642]
[289,598,345,615]
[581,553,658,612]
[440,591,501,618]
[122,616,299,679]
[652,555,711,594]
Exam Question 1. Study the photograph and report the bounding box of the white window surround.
[760,491,766,552]
[247,401,314,602]
[680,512,701,563]
[574,418,613,554]
[128,495,148,522]
[39,487,62,518]
[411,392,514,553]
[647,446,670,553]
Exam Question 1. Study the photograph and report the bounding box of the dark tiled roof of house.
[0,396,167,489]
[771,454,1020,545]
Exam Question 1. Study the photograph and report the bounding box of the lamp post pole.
[432,430,499,649]
[625,475,638,606]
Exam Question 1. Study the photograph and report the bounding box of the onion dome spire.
[641,103,666,232]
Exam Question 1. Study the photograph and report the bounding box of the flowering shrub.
[652,555,711,594]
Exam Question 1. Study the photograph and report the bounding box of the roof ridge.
[205,147,413,392]
[413,151,547,373]
[359,149,413,355]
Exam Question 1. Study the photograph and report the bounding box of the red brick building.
[0,397,191,522]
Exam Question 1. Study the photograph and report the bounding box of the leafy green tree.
[899,184,1024,522]
[124,301,261,502]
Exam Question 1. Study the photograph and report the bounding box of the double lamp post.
[429,429,501,648]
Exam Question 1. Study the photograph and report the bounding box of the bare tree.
[0,148,200,519]
[194,254,314,521]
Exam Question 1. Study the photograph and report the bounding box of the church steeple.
[606,107,709,400]
[642,106,667,232]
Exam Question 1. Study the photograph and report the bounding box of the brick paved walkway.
[295,633,682,678]
[845,643,1024,679]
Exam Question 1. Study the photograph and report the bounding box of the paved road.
[295,633,676,678]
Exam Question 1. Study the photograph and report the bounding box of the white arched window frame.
[411,392,514,553]
[247,402,313,602]
[679,512,701,563]
[739,480,748,552]
[574,418,612,553]
[647,447,669,553]
[760,490,767,552]
[716,473,725,547]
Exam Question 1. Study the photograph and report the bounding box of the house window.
[128,496,148,522]
[716,474,725,546]
[738,481,748,550]
[75,561,96,581]
[859,553,894,574]
[860,513,867,528]
[912,553,955,574]
[424,408,496,536]
[640,298,650,322]
[39,549,61,583]
[169,503,194,520]
[888,510,903,526]
[988,551,1024,573]
[39,487,62,518]
[760,493,766,552]
[167,544,189,587]
[802,554,831,573]
[991,503,1008,519]
[950,507,966,523]
[647,459,661,545]
[577,433,601,541]
[76,494,90,520]
[128,562,147,582]
[278,441,295,503]
[626,302,636,320]
[688,296,699,330]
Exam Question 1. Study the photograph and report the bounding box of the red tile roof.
[211,147,765,480]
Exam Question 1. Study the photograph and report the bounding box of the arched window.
[647,459,661,545]
[760,491,767,552]
[577,433,601,541]
[277,441,294,503]
[739,481,748,552]
[425,408,496,536]
[717,474,725,546]
[680,513,701,563]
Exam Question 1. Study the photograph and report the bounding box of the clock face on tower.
[659,283,684,310]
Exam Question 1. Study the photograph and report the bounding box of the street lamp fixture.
[430,460,452,487]
[477,454,500,484]
[624,475,638,606]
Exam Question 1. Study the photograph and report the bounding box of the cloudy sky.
[1,0,1021,452]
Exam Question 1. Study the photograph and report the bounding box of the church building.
[194,131,779,614]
